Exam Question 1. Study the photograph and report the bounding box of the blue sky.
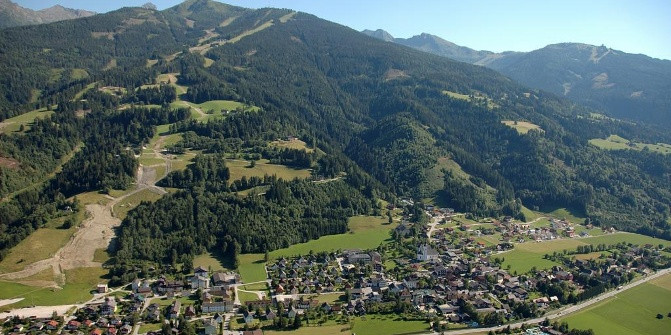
[15,0,671,60]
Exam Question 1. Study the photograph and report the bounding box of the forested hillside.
[364,30,671,128]
[1,0,670,274]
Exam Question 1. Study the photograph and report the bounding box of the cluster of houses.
[492,218,582,242]
[5,202,669,335]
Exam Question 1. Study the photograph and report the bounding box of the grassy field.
[194,252,230,272]
[241,282,268,292]
[139,155,165,166]
[502,120,543,134]
[0,108,54,134]
[0,211,82,274]
[237,254,267,283]
[443,90,470,100]
[501,249,562,274]
[236,216,395,283]
[264,325,350,335]
[313,293,344,304]
[157,73,188,95]
[112,189,164,220]
[443,90,498,109]
[582,233,671,247]
[268,216,393,259]
[270,139,314,152]
[561,274,671,335]
[501,232,671,274]
[227,159,311,183]
[0,267,107,310]
[71,68,89,80]
[73,191,112,206]
[170,99,259,122]
[537,206,587,224]
[238,290,261,304]
[137,322,162,334]
[590,135,671,155]
[93,248,111,263]
[198,100,258,112]
[351,315,430,335]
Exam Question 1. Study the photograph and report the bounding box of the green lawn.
[351,315,430,335]
[501,232,671,274]
[241,282,269,291]
[501,249,561,274]
[194,252,230,272]
[238,290,261,304]
[0,267,107,310]
[227,159,311,184]
[268,216,393,259]
[314,293,344,304]
[582,232,671,247]
[237,254,267,283]
[562,275,671,335]
[112,189,164,220]
[264,325,350,335]
[138,322,162,334]
[0,108,54,134]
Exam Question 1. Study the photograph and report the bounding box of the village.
[3,204,671,335]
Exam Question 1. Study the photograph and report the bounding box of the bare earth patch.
[384,69,409,81]
[0,157,20,169]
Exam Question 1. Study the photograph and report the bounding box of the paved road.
[428,267,671,334]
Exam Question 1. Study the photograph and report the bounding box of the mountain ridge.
[362,28,671,127]
[0,0,95,28]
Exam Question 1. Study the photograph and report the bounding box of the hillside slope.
[364,30,671,127]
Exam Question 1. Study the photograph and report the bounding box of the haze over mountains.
[363,29,671,127]
[0,0,95,28]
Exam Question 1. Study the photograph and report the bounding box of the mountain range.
[0,0,95,28]
[1,0,670,273]
[363,29,671,127]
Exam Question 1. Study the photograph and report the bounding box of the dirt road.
[0,162,168,284]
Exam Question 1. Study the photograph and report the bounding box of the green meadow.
[562,273,671,335]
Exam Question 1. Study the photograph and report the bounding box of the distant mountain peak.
[142,2,157,10]
[364,28,494,64]
[0,0,95,28]
[361,29,394,42]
